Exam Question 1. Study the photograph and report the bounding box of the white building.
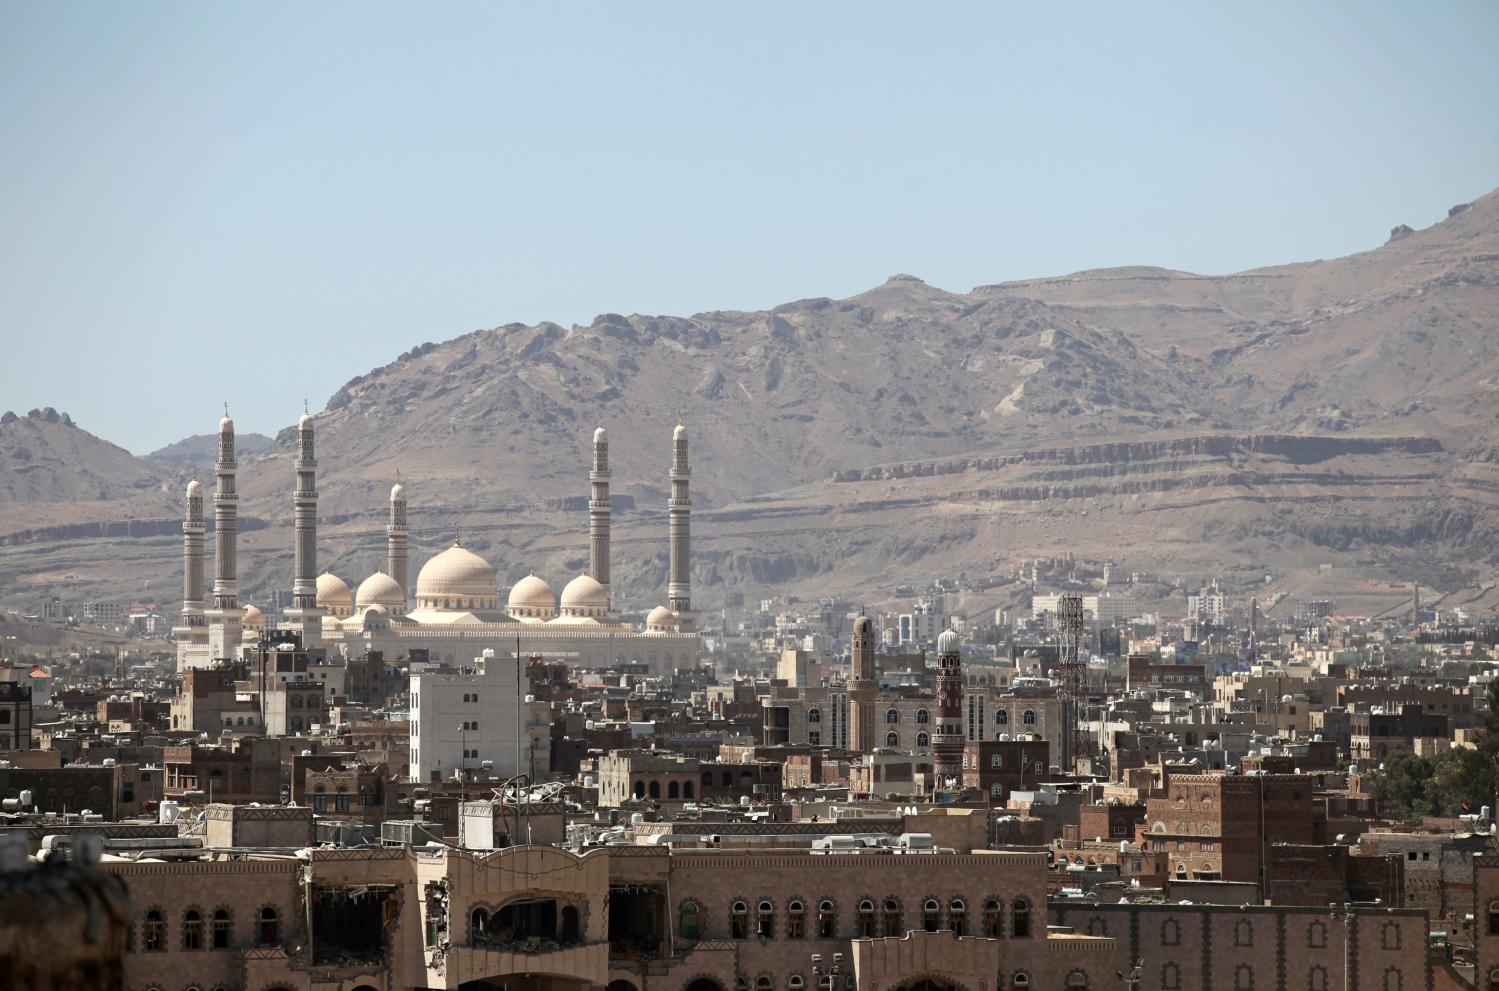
[410,648,522,783]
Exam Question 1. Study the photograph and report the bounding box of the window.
[1234,965,1254,990]
[984,899,1002,937]
[758,979,772,991]
[886,709,899,724]
[212,909,231,949]
[1011,976,1029,989]
[916,732,930,748]
[1381,923,1401,950]
[1489,899,1499,936]
[1161,918,1180,946]
[1011,898,1030,938]
[1087,916,1106,937]
[1066,974,1088,990]
[1234,919,1253,947]
[143,910,165,952]
[1307,920,1327,949]
[995,710,1009,725]
[808,731,820,746]
[680,902,701,940]
[949,899,965,936]
[917,709,930,724]
[1022,709,1036,725]
[787,900,805,939]
[669,781,680,799]
[883,898,901,936]
[258,907,279,945]
[1382,970,1402,991]
[808,708,821,724]
[857,900,875,938]
[790,978,804,991]
[991,754,1003,769]
[817,900,836,939]
[1161,963,1181,990]
[923,899,940,932]
[757,901,774,938]
[731,902,749,939]
[183,910,203,950]
[649,781,660,799]
[886,732,899,747]
[1308,966,1328,991]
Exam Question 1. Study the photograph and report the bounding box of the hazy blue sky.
[3,2,1498,454]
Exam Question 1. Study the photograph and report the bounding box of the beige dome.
[355,571,405,613]
[390,481,405,502]
[507,574,555,621]
[415,543,499,611]
[559,574,609,617]
[185,479,202,498]
[241,604,265,627]
[644,605,675,631]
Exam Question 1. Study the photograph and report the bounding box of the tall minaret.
[849,612,878,752]
[173,479,209,670]
[283,408,324,645]
[206,408,244,661]
[387,479,409,600]
[668,423,694,627]
[589,426,611,604]
[932,629,965,789]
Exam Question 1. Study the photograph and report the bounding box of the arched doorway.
[684,979,728,991]
[897,979,962,991]
[608,981,639,991]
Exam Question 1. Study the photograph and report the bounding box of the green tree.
[1372,752,1437,821]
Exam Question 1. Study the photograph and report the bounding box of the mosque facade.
[174,413,701,677]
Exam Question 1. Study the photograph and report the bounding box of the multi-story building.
[410,648,522,782]
[0,682,32,750]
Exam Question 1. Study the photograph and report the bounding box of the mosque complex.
[172,409,702,676]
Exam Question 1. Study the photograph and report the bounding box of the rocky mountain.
[3,188,1499,617]
[146,431,272,471]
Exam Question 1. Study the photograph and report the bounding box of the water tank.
[630,812,645,827]
[1484,806,1492,822]
[740,796,751,807]
[18,790,33,808]
[159,800,181,824]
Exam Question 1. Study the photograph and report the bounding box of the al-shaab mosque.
[172,409,701,675]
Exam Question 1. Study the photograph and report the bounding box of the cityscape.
[4,5,1499,991]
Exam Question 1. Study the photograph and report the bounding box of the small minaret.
[589,426,611,605]
[851,613,876,688]
[387,479,409,601]
[932,629,965,788]
[849,612,879,753]
[206,408,244,661]
[668,423,694,627]
[283,407,324,644]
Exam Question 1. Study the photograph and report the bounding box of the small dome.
[219,414,234,433]
[594,426,607,444]
[355,571,405,612]
[359,603,390,630]
[390,481,406,502]
[673,423,687,441]
[241,604,264,627]
[316,575,350,605]
[186,479,202,498]
[852,614,873,636]
[937,629,961,654]
[645,605,675,631]
[415,543,498,604]
[298,412,314,429]
[560,574,609,616]
[507,574,556,618]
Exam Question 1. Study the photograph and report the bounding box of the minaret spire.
[284,408,324,644]
[387,477,409,602]
[589,425,611,605]
[668,422,694,627]
[206,408,245,661]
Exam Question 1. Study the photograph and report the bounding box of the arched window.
[916,731,930,748]
[212,909,231,949]
[183,910,203,950]
[680,901,701,940]
[258,907,279,945]
[1487,968,1499,991]
[1308,966,1328,991]
[886,731,899,747]
[1162,963,1181,990]
[1234,919,1253,947]
[1022,709,1036,725]
[1011,976,1029,989]
[808,708,821,724]
[1087,916,1106,937]
[684,780,695,799]
[669,781,680,799]
[1111,818,1127,837]
[991,754,1003,769]
[1234,964,1254,991]
[757,900,774,938]
[818,900,836,939]
[917,709,930,724]
[1066,973,1088,990]
[143,910,165,952]
[633,781,646,800]
[949,899,965,936]
[886,709,899,724]
[472,908,490,937]
[731,901,749,939]
[1381,923,1401,950]
[995,710,1009,725]
[984,899,1003,937]
[649,780,661,800]
[1011,898,1030,938]
[882,898,901,936]
[757,979,772,991]
[289,715,304,732]
[1307,920,1327,948]
[290,695,303,709]
[857,900,875,938]
[722,770,733,787]
[790,978,805,991]
[923,899,940,932]
[1382,970,1402,991]
[786,900,805,939]
[1161,918,1180,945]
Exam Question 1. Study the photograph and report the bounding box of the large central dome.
[414,543,499,611]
